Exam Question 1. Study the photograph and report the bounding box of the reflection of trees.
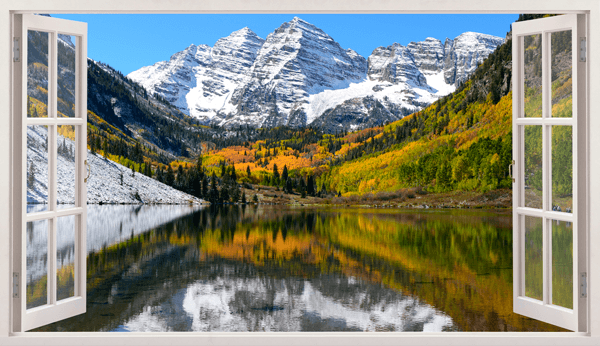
[35,207,565,332]
[525,216,543,300]
[552,221,573,309]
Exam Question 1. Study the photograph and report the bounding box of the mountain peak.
[229,26,261,39]
[283,16,323,34]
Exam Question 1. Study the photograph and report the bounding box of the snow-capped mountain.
[128,18,503,132]
[224,17,367,128]
[128,27,265,122]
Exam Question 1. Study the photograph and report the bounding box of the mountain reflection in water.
[31,205,566,332]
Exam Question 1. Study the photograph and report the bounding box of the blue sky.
[52,14,518,75]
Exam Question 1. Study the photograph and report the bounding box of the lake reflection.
[32,205,565,332]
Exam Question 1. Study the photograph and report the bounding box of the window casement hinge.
[580,272,587,298]
[579,37,586,63]
[12,272,19,298]
[13,37,20,62]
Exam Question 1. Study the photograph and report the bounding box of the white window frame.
[511,14,586,332]
[0,0,598,345]
[13,13,88,332]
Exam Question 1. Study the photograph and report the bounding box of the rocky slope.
[128,17,503,132]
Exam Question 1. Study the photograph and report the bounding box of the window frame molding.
[0,0,598,345]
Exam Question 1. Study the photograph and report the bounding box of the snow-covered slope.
[26,125,204,205]
[128,18,503,132]
[128,28,265,123]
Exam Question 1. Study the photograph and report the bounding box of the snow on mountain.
[26,125,204,205]
[128,28,265,123]
[128,18,503,132]
[442,32,505,85]
[224,16,368,128]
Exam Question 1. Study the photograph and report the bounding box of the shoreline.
[27,188,511,210]
[240,186,512,210]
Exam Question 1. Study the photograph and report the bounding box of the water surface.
[30,205,566,332]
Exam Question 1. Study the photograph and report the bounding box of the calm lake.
[29,205,566,332]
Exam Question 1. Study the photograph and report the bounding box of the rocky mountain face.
[370,32,505,86]
[224,17,367,128]
[128,18,503,132]
[368,43,429,87]
[128,28,265,123]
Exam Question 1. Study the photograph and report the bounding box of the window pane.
[524,34,542,118]
[57,215,76,301]
[27,219,48,309]
[524,215,543,301]
[552,219,573,309]
[57,34,77,118]
[551,30,572,118]
[552,126,572,213]
[524,125,543,209]
[27,30,49,118]
[27,125,49,213]
[57,125,77,209]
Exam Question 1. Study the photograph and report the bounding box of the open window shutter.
[512,14,587,332]
[12,14,88,332]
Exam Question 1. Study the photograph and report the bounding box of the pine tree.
[157,166,163,183]
[230,164,237,182]
[176,165,184,188]
[282,165,288,184]
[220,184,230,203]
[252,194,258,204]
[299,177,306,198]
[241,191,247,204]
[321,182,327,196]
[89,133,96,154]
[246,166,251,179]
[202,175,209,198]
[27,163,35,188]
[307,175,315,196]
[285,177,293,194]
[273,164,279,181]
[209,172,219,204]
[165,165,175,186]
